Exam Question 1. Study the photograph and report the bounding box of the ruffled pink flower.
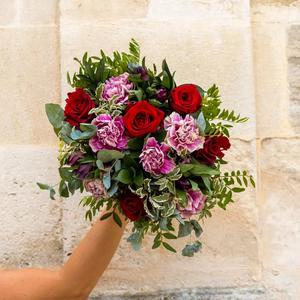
[139,137,175,176]
[83,179,108,199]
[102,72,133,104]
[164,112,204,155]
[178,189,207,219]
[89,114,128,152]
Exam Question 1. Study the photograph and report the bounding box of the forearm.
[58,208,127,297]
[0,208,127,300]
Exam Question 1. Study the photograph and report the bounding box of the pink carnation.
[164,112,204,155]
[102,72,133,104]
[139,137,175,176]
[179,189,207,219]
[89,114,128,152]
[83,179,108,199]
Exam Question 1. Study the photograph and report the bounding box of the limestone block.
[260,138,300,299]
[60,21,255,140]
[60,0,149,23]
[19,0,58,25]
[252,22,295,138]
[0,145,62,268]
[0,27,60,145]
[288,25,300,134]
[252,0,298,5]
[61,140,259,297]
[90,286,266,300]
[147,0,250,20]
[0,1,16,25]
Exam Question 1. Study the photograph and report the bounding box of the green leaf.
[97,149,124,163]
[152,240,161,249]
[115,169,132,184]
[163,232,177,239]
[196,112,206,134]
[59,180,69,198]
[127,232,142,251]
[189,179,199,190]
[59,122,73,144]
[37,182,52,190]
[70,124,97,140]
[107,182,118,197]
[190,220,203,237]
[127,137,144,150]
[102,172,111,189]
[133,168,144,186]
[100,212,113,220]
[113,211,122,228]
[96,159,105,170]
[45,103,64,129]
[250,176,256,188]
[153,129,167,143]
[179,164,194,173]
[231,187,245,193]
[49,189,56,200]
[178,221,193,238]
[182,241,202,257]
[180,163,220,176]
[59,167,73,181]
[176,189,188,207]
[162,242,176,253]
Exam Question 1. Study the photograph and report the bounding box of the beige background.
[0,0,299,299]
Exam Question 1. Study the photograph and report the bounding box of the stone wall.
[0,1,299,299]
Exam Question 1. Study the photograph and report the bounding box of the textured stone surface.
[0,27,60,145]
[147,0,250,20]
[0,1,16,25]
[0,145,62,267]
[260,138,300,299]
[18,0,58,25]
[288,25,300,133]
[60,21,255,140]
[60,0,149,22]
[90,286,266,300]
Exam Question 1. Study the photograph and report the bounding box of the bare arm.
[0,208,127,300]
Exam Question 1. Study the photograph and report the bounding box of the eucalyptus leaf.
[97,149,124,163]
[45,103,64,129]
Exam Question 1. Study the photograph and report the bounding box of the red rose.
[64,88,95,127]
[194,136,231,165]
[123,100,165,137]
[120,192,146,221]
[169,84,202,114]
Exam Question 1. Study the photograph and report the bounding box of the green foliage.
[36,182,56,200]
[97,149,124,163]
[70,124,97,140]
[45,104,64,129]
[182,241,202,257]
[201,84,249,137]
[68,39,140,91]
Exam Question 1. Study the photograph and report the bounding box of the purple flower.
[83,178,108,199]
[68,151,84,166]
[89,114,128,152]
[178,189,207,219]
[102,72,133,104]
[164,112,204,155]
[139,137,175,176]
[156,88,168,102]
[74,164,92,180]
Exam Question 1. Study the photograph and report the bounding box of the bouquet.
[38,39,255,256]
